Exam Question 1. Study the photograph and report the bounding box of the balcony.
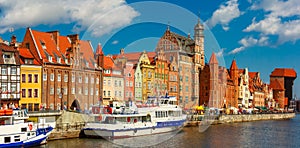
[3,58,16,64]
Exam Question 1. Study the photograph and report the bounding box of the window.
[119,91,122,97]
[11,67,16,75]
[119,81,121,87]
[64,87,67,95]
[57,74,61,82]
[11,84,16,93]
[114,80,117,87]
[34,89,38,98]
[130,81,133,87]
[72,74,75,82]
[64,74,68,82]
[71,87,75,94]
[34,74,38,83]
[1,67,7,75]
[85,77,88,84]
[115,91,117,97]
[22,89,26,97]
[78,76,82,83]
[103,80,106,85]
[28,74,32,83]
[50,73,54,81]
[95,90,98,96]
[50,87,54,94]
[4,137,11,143]
[126,81,129,87]
[57,87,61,95]
[85,88,88,95]
[78,88,82,94]
[43,73,47,81]
[22,74,26,83]
[108,91,111,96]
[148,82,151,90]
[186,76,189,82]
[28,89,32,98]
[104,91,106,96]
[185,86,189,92]
[108,80,111,85]
[90,88,93,95]
[91,77,94,84]
[96,78,99,84]
[148,71,151,78]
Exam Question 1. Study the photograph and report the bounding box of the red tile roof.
[95,43,103,55]
[248,72,258,79]
[19,47,34,58]
[103,56,115,69]
[79,40,95,68]
[270,68,297,78]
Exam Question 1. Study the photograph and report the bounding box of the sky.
[0,0,299,97]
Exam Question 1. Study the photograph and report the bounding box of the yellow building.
[19,47,42,111]
[140,51,156,102]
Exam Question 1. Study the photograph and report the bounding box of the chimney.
[67,34,79,44]
[120,48,124,55]
[10,35,17,47]
[48,31,59,49]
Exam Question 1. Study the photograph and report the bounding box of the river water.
[37,114,300,148]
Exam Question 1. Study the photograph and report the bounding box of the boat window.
[21,127,27,132]
[164,100,168,104]
[4,137,10,143]
[27,133,30,136]
[14,135,20,142]
[31,132,35,136]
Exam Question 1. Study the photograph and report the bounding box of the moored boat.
[82,96,186,139]
[0,109,53,148]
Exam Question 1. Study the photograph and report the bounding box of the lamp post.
[60,88,64,110]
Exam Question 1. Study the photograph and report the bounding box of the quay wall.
[215,113,296,124]
[185,113,296,126]
[48,111,94,140]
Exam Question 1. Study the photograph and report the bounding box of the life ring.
[98,115,102,121]
[28,123,33,131]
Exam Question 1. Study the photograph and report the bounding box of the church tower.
[194,18,204,69]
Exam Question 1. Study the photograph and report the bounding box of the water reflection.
[38,115,300,148]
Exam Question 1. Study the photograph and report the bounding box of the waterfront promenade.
[40,111,296,140]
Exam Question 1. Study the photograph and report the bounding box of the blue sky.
[0,0,299,97]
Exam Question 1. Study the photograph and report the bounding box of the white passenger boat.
[83,96,186,139]
[0,109,53,148]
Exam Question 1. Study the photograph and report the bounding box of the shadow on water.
[36,115,300,148]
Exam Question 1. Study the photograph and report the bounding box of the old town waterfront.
[36,114,300,148]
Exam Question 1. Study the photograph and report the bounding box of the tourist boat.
[0,109,53,147]
[83,96,187,139]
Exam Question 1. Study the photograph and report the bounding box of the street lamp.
[59,88,64,110]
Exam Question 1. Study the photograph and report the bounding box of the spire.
[96,43,103,55]
[209,52,218,64]
[230,59,238,70]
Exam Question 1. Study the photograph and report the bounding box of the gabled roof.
[270,79,285,90]
[79,40,95,68]
[30,30,66,64]
[103,56,114,69]
[19,47,40,65]
[0,43,21,65]
[95,43,103,55]
[270,68,297,78]
[249,72,258,79]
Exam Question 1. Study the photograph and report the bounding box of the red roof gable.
[248,72,258,79]
[79,40,95,68]
[209,52,218,64]
[270,68,297,78]
[230,59,238,70]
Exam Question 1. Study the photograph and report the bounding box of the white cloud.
[112,40,119,45]
[205,0,241,31]
[215,48,225,57]
[0,0,139,36]
[246,0,300,44]
[229,36,269,54]
[229,46,245,54]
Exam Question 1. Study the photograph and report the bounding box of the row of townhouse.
[0,28,103,112]
[200,52,297,109]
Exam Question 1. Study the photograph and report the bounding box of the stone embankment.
[215,113,296,124]
[185,113,296,126]
[48,111,94,140]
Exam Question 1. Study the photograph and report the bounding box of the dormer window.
[57,57,61,64]
[40,40,46,49]
[65,59,68,64]
[24,59,33,64]
[48,56,52,62]
[85,61,89,67]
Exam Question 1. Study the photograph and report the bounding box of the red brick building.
[270,68,297,108]
[22,28,103,111]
